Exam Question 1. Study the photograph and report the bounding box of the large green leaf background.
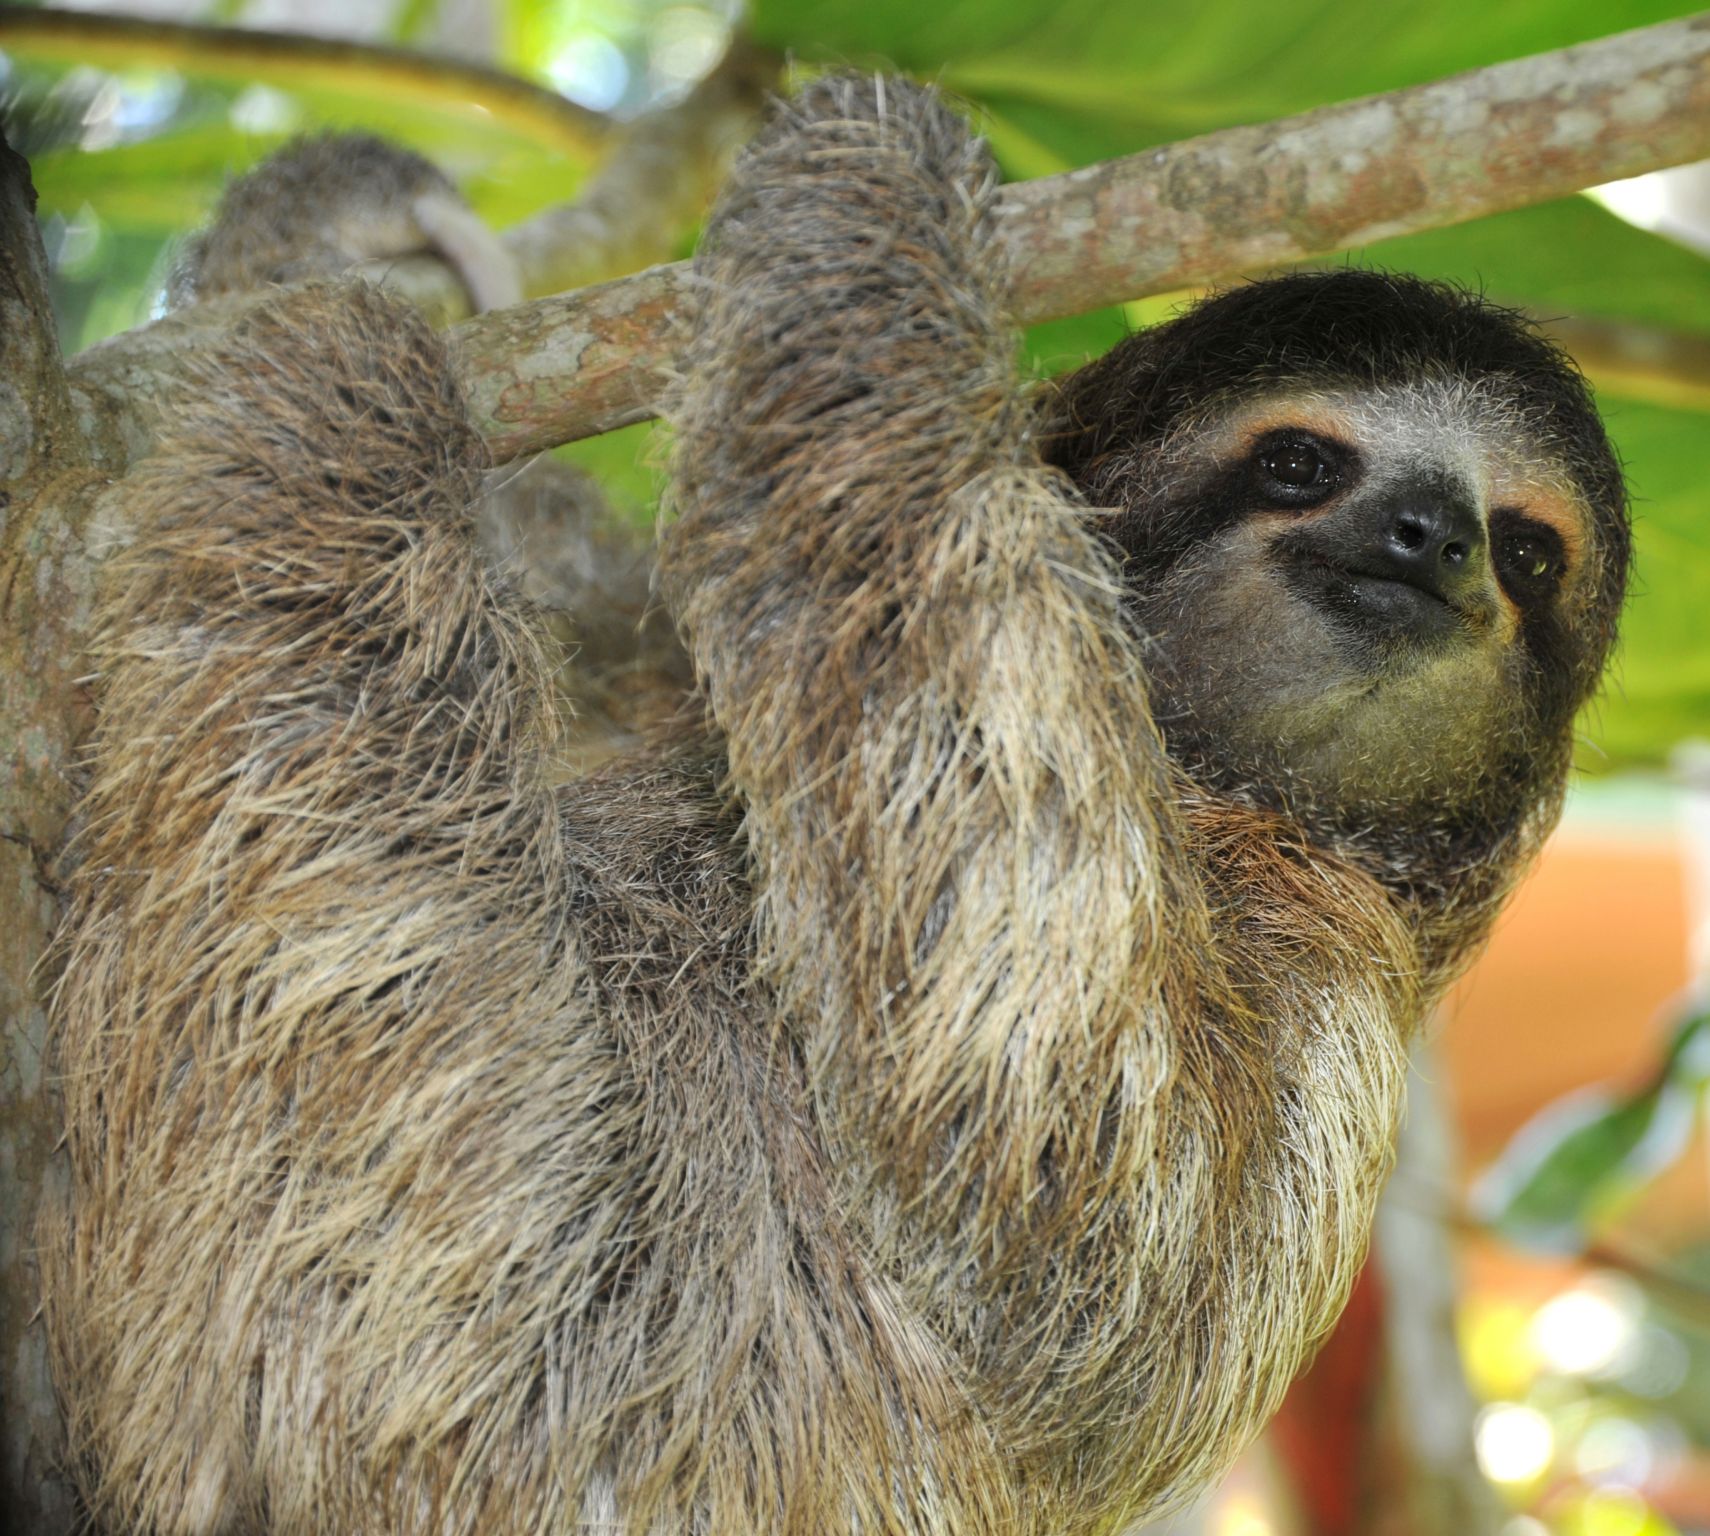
[12,0,1709,766]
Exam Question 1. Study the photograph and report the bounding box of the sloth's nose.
[1375,485,1486,604]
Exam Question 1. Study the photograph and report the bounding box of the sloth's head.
[1043,270,1630,888]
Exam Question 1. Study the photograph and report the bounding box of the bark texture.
[0,126,103,1536]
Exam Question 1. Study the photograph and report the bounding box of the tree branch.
[992,13,1710,325]
[456,10,1710,456]
[1544,314,1710,415]
[64,12,1710,467]
[0,6,608,160]
[1373,1054,1507,1536]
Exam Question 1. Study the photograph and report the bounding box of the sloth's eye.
[1492,514,1568,607]
[1264,444,1327,487]
[1255,438,1340,504]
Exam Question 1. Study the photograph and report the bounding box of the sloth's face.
[1099,379,1609,820]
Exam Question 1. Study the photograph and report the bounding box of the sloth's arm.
[58,281,576,1197]
[661,81,1413,1508]
[662,76,1184,1258]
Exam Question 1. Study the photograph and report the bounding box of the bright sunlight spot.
[1477,1403,1557,1485]
[1531,1282,1638,1377]
[1213,1492,1275,1536]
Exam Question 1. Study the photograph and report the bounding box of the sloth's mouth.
[1284,554,1462,648]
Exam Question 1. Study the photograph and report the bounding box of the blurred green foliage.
[1480,997,1710,1250]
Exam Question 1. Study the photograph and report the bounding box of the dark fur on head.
[1043,270,1627,698]
[1041,271,1629,966]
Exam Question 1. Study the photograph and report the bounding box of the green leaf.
[555,420,661,528]
[1477,1086,1690,1250]
[1658,1001,1710,1089]
[1479,1002,1710,1249]
[755,0,1703,157]
[1355,197,1710,340]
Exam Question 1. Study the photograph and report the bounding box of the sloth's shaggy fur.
[473,457,693,773]
[45,78,1622,1534]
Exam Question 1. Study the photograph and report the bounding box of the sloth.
[45,75,1628,1536]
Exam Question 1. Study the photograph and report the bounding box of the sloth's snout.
[1371,482,1487,606]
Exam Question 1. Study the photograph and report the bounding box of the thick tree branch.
[64,12,1710,466]
[456,10,1710,456]
[992,14,1710,324]
[0,7,608,160]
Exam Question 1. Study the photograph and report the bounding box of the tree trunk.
[0,125,110,1536]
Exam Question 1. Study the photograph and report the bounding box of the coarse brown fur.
[169,126,683,767]
[45,78,1624,1534]
[474,457,693,773]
